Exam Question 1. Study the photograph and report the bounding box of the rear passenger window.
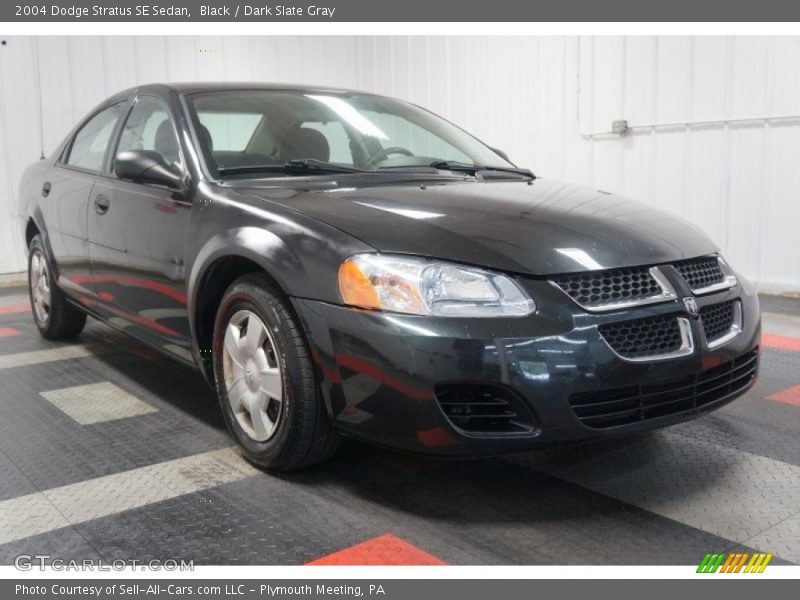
[66,103,124,172]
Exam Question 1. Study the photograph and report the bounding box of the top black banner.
[3,0,800,22]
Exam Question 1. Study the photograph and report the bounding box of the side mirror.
[491,147,511,163]
[114,150,185,191]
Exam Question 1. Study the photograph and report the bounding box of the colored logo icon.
[697,552,773,573]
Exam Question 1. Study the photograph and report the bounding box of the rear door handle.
[41,181,51,197]
[94,195,110,215]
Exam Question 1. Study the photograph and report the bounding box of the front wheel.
[212,273,340,471]
[28,234,86,340]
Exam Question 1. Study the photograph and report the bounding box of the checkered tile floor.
[0,286,798,566]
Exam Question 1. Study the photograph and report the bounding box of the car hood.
[236,177,718,276]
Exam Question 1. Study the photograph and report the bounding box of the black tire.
[28,234,87,340]
[212,272,340,471]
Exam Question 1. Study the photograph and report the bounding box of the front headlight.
[338,254,535,317]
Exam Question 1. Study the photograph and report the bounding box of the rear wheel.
[212,272,340,471]
[28,235,86,340]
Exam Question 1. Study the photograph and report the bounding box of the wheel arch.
[25,218,41,248]
[23,212,58,277]
[187,227,304,383]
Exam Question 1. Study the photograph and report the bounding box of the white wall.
[0,35,362,275]
[1,36,798,292]
[357,36,800,293]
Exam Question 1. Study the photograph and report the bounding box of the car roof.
[114,82,376,99]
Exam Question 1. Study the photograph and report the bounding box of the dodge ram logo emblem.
[683,297,700,318]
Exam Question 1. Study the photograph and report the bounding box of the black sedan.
[18,83,760,470]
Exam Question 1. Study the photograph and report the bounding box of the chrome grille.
[674,256,735,294]
[551,255,736,310]
[700,299,742,348]
[701,300,734,342]
[598,313,689,360]
[552,266,673,311]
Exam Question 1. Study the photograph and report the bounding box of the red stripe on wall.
[762,333,800,352]
[306,534,446,566]
[0,303,30,315]
[767,385,800,406]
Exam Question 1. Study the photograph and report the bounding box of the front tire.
[28,234,87,340]
[212,273,340,471]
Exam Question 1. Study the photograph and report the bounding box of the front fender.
[186,222,372,379]
[188,226,302,305]
[186,226,298,354]
[184,183,376,382]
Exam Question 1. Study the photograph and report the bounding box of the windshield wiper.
[284,159,368,174]
[217,159,367,177]
[429,160,534,179]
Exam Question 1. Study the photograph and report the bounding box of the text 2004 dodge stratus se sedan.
[18,84,760,470]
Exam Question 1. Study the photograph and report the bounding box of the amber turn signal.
[338,258,382,310]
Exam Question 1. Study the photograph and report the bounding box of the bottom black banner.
[3,579,794,600]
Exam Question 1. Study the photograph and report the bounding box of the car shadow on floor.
[80,323,226,431]
[272,433,761,564]
[284,429,732,522]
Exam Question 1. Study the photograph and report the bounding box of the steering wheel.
[365,147,415,169]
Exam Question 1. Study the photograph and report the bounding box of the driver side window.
[117,97,183,168]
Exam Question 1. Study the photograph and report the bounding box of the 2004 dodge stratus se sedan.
[19,83,760,470]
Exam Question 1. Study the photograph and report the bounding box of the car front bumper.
[293,276,761,457]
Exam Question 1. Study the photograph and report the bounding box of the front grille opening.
[435,383,536,435]
[701,299,735,342]
[552,266,663,308]
[568,348,758,428]
[599,313,684,359]
[674,256,724,291]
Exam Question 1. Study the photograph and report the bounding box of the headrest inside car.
[280,127,330,163]
[198,123,214,152]
[154,120,180,165]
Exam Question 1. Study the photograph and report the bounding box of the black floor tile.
[0,286,798,565]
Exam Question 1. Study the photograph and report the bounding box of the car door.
[87,95,193,360]
[39,102,126,305]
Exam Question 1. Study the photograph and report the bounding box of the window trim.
[58,100,129,176]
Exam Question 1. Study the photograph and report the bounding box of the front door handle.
[94,195,110,215]
[42,181,51,197]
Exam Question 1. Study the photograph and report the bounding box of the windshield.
[184,90,516,177]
